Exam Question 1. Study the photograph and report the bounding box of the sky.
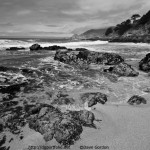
[0,0,150,38]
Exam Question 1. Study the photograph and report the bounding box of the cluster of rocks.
[28,104,95,146]
[30,44,67,51]
[6,47,25,51]
[54,49,139,77]
[0,66,44,101]
[54,49,124,66]
[0,101,96,147]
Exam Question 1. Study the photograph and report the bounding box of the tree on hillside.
[105,27,113,36]
[114,19,132,35]
[131,14,141,22]
[138,10,150,25]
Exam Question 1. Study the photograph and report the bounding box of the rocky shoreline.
[0,44,150,149]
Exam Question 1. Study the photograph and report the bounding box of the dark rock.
[81,92,107,107]
[78,110,95,127]
[54,118,82,146]
[0,106,26,135]
[6,47,25,51]
[0,82,27,95]
[52,97,75,105]
[104,62,139,77]
[127,95,147,105]
[21,68,35,74]
[77,51,124,65]
[28,105,62,136]
[0,123,3,133]
[52,91,75,105]
[54,49,124,67]
[30,44,42,51]
[30,44,67,51]
[43,129,55,142]
[43,45,67,50]
[0,134,6,147]
[0,66,19,72]
[139,53,150,72]
[75,48,89,52]
[28,104,96,146]
[66,110,95,127]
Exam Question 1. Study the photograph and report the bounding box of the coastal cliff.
[73,10,150,43]
[105,10,150,43]
[71,28,106,41]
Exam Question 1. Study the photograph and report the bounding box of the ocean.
[1,38,150,104]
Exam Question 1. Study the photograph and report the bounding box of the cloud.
[16,10,32,15]
[78,0,142,13]
[0,22,14,27]
[0,0,150,37]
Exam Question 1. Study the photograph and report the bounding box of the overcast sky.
[0,0,150,37]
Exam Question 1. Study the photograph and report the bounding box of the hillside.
[72,28,107,40]
[105,10,150,43]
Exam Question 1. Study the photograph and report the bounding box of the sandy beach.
[7,102,150,150]
[71,103,150,150]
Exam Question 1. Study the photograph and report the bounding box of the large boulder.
[81,92,107,107]
[54,117,83,146]
[139,53,150,72]
[28,104,96,146]
[54,49,124,66]
[77,51,124,65]
[104,62,139,77]
[127,95,147,105]
[30,44,41,51]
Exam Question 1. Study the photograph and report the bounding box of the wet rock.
[139,53,150,72]
[28,105,62,135]
[1,106,26,134]
[0,82,27,95]
[20,68,42,78]
[43,45,67,50]
[0,66,19,72]
[78,110,95,127]
[52,97,75,105]
[81,92,107,107]
[77,51,124,65]
[30,44,42,51]
[54,118,83,146]
[43,129,55,142]
[0,134,6,147]
[75,48,88,52]
[0,122,3,132]
[6,47,25,51]
[25,104,42,116]
[38,107,49,118]
[104,62,139,77]
[67,110,95,127]
[30,44,67,51]
[28,104,96,146]
[128,95,147,105]
[54,49,124,67]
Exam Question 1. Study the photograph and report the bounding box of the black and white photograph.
[0,0,150,150]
